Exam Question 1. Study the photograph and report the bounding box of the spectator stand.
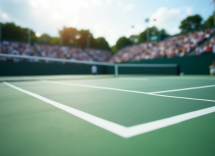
[194,35,215,55]
[182,27,215,56]
[0,38,38,62]
[34,43,94,62]
[84,48,112,62]
[191,33,215,56]
[109,26,215,63]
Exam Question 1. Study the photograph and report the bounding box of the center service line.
[42,80,215,103]
[4,81,215,138]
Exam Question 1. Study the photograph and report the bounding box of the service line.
[42,80,215,103]
[150,84,215,94]
[4,81,215,138]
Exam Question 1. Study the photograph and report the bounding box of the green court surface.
[0,75,215,156]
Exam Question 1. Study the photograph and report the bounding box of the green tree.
[76,29,96,48]
[1,22,109,48]
[111,45,118,53]
[1,22,26,40]
[111,26,168,53]
[59,27,98,48]
[113,36,132,52]
[203,12,214,27]
[95,37,109,49]
[50,37,60,44]
[160,29,170,36]
[59,27,79,45]
[1,22,38,43]
[129,35,138,44]
[138,26,160,42]
[39,34,52,43]
[179,14,203,33]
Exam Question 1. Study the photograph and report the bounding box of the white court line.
[120,77,215,81]
[41,80,149,94]
[42,80,215,103]
[149,93,215,103]
[118,78,148,81]
[4,81,215,138]
[150,84,215,94]
[161,77,215,80]
[3,82,128,138]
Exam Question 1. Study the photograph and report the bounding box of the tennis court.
[1,75,215,156]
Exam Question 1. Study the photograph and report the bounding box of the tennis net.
[0,53,179,81]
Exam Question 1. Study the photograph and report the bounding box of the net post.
[114,64,118,77]
[176,65,180,75]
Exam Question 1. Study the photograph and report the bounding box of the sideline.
[42,80,215,103]
[150,84,215,94]
[4,81,215,138]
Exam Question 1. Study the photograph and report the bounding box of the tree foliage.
[111,45,119,53]
[76,29,96,48]
[0,22,110,49]
[179,14,203,33]
[59,27,78,45]
[95,37,109,49]
[203,12,214,27]
[129,35,138,44]
[116,37,132,49]
[59,27,111,49]
[111,36,132,53]
[137,26,169,43]
[138,26,159,42]
[0,22,37,42]
[4,12,214,55]
[39,34,52,43]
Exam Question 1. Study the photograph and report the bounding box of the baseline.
[42,80,215,103]
[118,77,215,81]
[150,84,215,94]
[3,81,128,138]
[3,81,215,138]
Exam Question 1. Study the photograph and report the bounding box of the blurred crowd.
[0,41,36,62]
[195,36,215,54]
[1,28,214,64]
[84,48,112,62]
[35,44,93,61]
[109,28,215,63]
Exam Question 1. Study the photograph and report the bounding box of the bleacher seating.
[195,36,215,55]
[1,28,214,64]
[35,44,93,61]
[109,28,215,63]
[0,41,36,62]
[84,48,112,62]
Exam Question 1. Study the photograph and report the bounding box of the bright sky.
[0,0,213,46]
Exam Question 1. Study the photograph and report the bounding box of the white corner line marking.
[3,81,215,138]
[150,84,215,94]
[3,81,128,138]
[118,78,148,81]
[41,80,149,94]
[126,106,215,137]
[42,80,215,103]
[151,77,215,80]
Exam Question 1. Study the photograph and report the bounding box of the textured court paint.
[1,78,215,156]
[64,77,215,93]
[9,81,215,126]
[43,80,215,103]
[162,87,215,101]
[150,84,215,94]
[3,81,215,139]
[119,77,215,81]
[3,82,128,138]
